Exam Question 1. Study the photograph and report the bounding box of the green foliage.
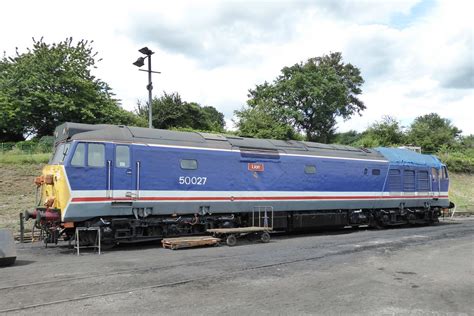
[333,130,362,145]
[236,52,365,142]
[0,37,140,141]
[136,92,225,132]
[355,116,405,147]
[234,101,302,140]
[407,113,461,153]
[437,147,474,174]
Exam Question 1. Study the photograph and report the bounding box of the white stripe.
[76,140,388,163]
[70,190,449,198]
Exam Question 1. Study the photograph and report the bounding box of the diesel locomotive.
[26,122,452,246]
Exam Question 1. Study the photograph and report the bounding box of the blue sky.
[1,0,472,134]
[390,0,435,28]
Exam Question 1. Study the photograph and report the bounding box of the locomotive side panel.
[63,141,395,221]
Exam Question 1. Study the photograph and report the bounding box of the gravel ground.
[0,217,473,315]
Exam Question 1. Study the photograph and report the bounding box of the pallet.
[162,236,221,250]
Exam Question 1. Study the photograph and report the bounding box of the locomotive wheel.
[260,232,270,243]
[226,234,237,247]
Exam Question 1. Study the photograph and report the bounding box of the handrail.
[136,161,140,199]
[107,160,111,198]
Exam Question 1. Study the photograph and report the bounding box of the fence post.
[19,212,24,243]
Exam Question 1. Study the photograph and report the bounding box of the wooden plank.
[207,227,272,234]
[162,236,221,250]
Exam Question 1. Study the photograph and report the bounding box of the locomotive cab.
[25,140,73,244]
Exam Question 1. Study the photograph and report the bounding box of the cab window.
[71,143,86,166]
[88,143,105,167]
[116,145,130,168]
[441,166,449,179]
[50,143,70,164]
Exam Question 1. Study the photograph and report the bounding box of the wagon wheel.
[226,234,237,247]
[260,231,270,243]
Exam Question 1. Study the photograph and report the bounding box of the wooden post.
[19,212,24,243]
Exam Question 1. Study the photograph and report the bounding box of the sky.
[1,0,473,134]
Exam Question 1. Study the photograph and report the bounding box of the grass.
[448,173,474,211]
[0,152,50,164]
[0,163,472,233]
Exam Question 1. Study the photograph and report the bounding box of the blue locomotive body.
[29,123,451,244]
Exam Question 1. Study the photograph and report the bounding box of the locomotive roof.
[55,122,386,160]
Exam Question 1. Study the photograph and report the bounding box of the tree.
[235,52,365,142]
[234,102,301,140]
[355,116,405,147]
[0,37,140,141]
[407,113,461,153]
[136,92,225,132]
[333,130,362,145]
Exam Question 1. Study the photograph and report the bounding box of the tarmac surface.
[0,217,473,315]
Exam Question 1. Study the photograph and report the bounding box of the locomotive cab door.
[431,167,440,198]
[67,142,110,197]
[112,145,134,199]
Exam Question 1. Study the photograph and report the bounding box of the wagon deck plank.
[206,227,272,234]
[162,236,221,250]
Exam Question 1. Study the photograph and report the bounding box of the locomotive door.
[431,167,440,198]
[112,145,134,199]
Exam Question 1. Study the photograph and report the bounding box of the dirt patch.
[0,163,44,231]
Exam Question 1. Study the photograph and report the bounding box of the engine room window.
[116,145,130,168]
[304,165,316,174]
[417,170,430,191]
[180,159,198,170]
[403,170,416,192]
[88,143,105,167]
[71,143,86,166]
[372,169,380,176]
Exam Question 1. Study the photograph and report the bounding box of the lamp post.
[133,47,161,129]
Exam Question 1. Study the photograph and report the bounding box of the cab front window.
[50,142,71,164]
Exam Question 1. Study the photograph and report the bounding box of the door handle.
[126,169,132,175]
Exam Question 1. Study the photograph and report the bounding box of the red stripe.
[71,195,449,203]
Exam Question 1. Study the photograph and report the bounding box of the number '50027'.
[178,176,207,185]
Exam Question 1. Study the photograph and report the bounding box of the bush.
[437,149,474,174]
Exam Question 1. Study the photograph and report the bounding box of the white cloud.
[0,0,472,134]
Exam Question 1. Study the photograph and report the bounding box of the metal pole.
[147,55,153,129]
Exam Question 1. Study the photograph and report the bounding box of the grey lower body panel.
[63,198,450,222]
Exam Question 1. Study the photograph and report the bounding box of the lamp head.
[138,47,154,55]
[133,57,146,67]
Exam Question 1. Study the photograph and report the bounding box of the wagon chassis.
[207,226,272,246]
